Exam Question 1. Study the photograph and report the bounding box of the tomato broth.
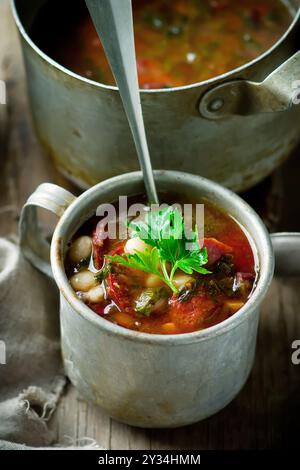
[31,0,292,88]
[65,197,258,335]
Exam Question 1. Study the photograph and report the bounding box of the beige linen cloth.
[0,237,100,449]
[0,237,65,448]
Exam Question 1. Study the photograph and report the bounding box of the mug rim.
[50,170,274,345]
[12,0,300,94]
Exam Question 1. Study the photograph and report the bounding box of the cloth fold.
[0,238,66,448]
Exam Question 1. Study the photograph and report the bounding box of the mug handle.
[19,183,76,278]
[271,232,300,277]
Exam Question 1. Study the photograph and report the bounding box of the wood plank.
[0,0,18,237]
[110,420,151,451]
[51,385,111,449]
[0,0,77,239]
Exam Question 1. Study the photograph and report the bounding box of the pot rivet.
[208,98,224,112]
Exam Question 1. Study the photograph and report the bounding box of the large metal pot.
[13,0,300,191]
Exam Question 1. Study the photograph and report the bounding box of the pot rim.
[11,0,300,94]
[50,170,274,345]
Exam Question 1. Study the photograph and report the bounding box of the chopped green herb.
[135,287,169,317]
[95,264,111,283]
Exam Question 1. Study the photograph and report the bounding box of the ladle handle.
[85,0,158,204]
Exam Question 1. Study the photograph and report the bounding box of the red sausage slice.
[107,270,133,312]
[203,237,233,266]
[169,289,218,332]
[106,245,136,313]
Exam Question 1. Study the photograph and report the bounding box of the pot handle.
[271,232,300,277]
[199,50,300,119]
[19,183,76,278]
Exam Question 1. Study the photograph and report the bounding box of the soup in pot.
[65,196,258,335]
[31,0,292,88]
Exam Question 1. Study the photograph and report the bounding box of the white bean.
[70,270,97,292]
[145,274,164,288]
[124,237,148,255]
[69,236,92,264]
[84,285,105,303]
[173,274,195,290]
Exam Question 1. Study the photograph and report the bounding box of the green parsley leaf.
[106,247,177,291]
[107,207,211,293]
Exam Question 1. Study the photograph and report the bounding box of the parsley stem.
[170,263,179,283]
[161,260,178,293]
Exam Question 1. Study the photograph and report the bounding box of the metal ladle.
[85,0,159,204]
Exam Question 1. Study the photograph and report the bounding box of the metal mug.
[12,0,300,191]
[19,171,300,428]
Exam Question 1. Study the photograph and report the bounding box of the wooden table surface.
[1,0,300,450]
